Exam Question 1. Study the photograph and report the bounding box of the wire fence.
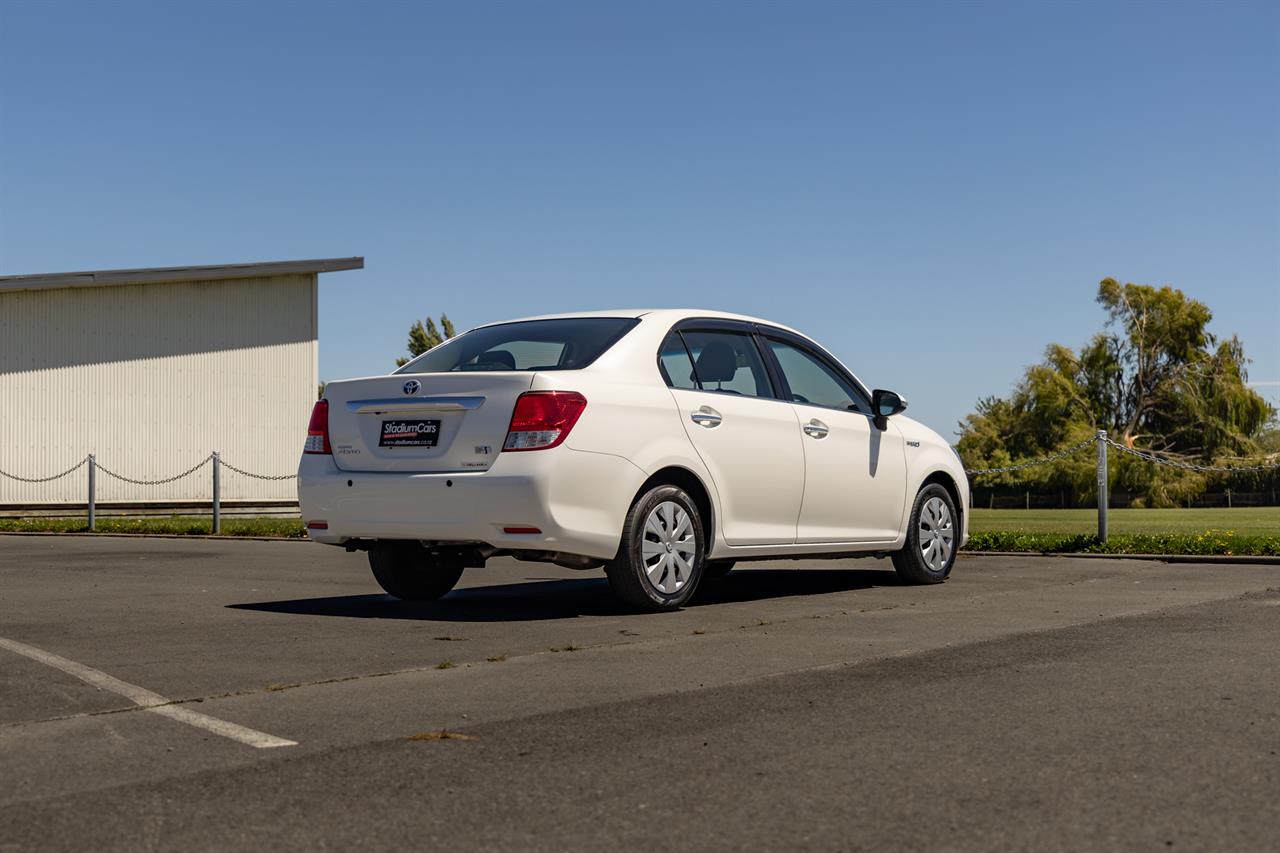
[0,452,295,533]
[1,430,1277,538]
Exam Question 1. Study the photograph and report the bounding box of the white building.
[0,257,362,510]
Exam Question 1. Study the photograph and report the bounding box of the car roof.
[472,308,807,337]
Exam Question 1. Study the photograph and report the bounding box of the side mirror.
[871,389,907,429]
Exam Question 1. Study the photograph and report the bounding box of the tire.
[605,484,706,611]
[703,559,736,579]
[891,484,958,584]
[368,541,466,601]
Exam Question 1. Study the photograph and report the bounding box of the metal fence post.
[212,451,221,535]
[87,454,96,532]
[1096,430,1108,542]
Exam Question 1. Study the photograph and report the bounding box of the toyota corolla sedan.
[298,310,968,611]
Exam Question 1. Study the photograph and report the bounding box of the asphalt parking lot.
[2,536,1278,851]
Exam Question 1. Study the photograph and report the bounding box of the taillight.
[503,391,587,451]
[304,400,331,454]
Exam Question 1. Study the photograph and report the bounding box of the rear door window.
[657,333,700,390]
[679,331,773,398]
[396,318,639,374]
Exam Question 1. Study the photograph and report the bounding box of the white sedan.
[298,310,968,611]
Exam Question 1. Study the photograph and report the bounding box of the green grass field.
[966,507,1279,556]
[969,507,1280,536]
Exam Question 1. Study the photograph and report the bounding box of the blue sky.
[2,0,1276,437]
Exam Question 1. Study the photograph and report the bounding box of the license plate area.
[378,419,441,448]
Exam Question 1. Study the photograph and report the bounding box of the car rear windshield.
[394,317,640,374]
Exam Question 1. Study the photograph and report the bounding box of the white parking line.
[0,636,296,749]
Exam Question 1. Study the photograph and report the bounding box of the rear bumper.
[296,448,648,561]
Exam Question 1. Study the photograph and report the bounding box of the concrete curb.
[960,550,1280,565]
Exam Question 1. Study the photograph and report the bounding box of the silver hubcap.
[919,496,954,572]
[641,501,697,594]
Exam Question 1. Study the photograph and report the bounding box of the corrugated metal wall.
[0,274,318,504]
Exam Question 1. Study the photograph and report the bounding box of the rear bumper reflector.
[503,526,542,535]
[307,521,329,530]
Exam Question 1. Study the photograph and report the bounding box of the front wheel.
[605,485,706,611]
[368,542,466,601]
[891,484,958,584]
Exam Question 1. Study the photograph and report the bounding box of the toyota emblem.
[402,379,421,396]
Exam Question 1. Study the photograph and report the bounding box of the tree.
[957,279,1276,506]
[396,314,455,367]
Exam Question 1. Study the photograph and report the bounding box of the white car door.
[659,327,805,547]
[762,335,908,543]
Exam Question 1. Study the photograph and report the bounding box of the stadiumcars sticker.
[379,419,441,448]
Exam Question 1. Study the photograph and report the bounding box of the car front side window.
[767,339,869,413]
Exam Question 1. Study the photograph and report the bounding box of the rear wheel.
[368,542,466,601]
[891,484,958,584]
[605,485,705,611]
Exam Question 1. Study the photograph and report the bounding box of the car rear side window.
[657,333,699,390]
[395,318,639,374]
[679,331,772,398]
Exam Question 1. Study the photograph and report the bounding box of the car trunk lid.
[323,373,535,472]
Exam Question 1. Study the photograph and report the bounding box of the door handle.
[690,407,722,428]
[803,419,829,439]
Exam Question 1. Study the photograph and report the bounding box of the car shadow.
[227,567,903,623]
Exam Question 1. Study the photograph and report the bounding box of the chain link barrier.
[94,454,214,486]
[1100,436,1280,474]
[0,454,296,485]
[0,456,90,484]
[965,436,1099,476]
[218,458,298,481]
[0,452,297,534]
